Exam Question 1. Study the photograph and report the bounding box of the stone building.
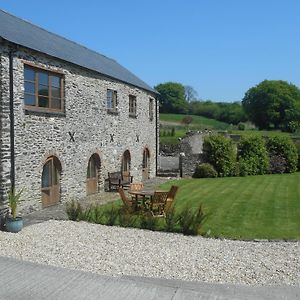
[0,10,159,219]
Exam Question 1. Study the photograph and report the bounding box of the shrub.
[164,206,179,232]
[193,163,218,178]
[294,141,300,171]
[140,214,158,231]
[66,199,83,221]
[238,136,269,176]
[237,123,245,131]
[171,127,175,136]
[269,152,287,174]
[203,135,236,177]
[104,205,120,226]
[177,204,207,235]
[118,212,137,228]
[266,136,298,173]
[82,204,106,224]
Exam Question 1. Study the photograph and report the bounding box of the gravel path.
[0,220,299,286]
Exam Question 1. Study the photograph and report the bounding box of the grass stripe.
[160,173,300,239]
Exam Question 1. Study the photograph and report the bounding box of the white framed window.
[107,89,118,111]
[129,95,137,117]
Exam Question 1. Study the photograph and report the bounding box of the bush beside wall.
[203,135,236,177]
[238,136,269,176]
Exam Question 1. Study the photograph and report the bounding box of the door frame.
[86,153,101,195]
[41,156,62,208]
[142,148,150,180]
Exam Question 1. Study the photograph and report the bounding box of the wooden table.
[128,190,154,211]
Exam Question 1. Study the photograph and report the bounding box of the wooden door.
[86,154,100,195]
[121,150,131,180]
[142,148,150,180]
[41,157,61,207]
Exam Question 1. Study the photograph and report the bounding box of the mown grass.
[160,113,230,130]
[158,173,300,240]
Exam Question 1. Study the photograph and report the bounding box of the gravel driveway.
[0,220,299,286]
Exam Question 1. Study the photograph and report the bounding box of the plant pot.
[5,217,23,233]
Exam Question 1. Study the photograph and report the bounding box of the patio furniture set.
[118,184,179,217]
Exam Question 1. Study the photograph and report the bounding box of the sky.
[1,0,300,102]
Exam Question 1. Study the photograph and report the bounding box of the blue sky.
[1,0,300,102]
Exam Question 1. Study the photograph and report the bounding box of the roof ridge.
[0,9,118,64]
[0,9,157,94]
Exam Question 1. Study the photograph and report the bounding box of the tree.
[242,80,300,131]
[184,85,198,103]
[155,82,188,114]
[181,116,193,130]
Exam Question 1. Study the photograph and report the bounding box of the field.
[160,113,300,144]
[159,173,300,240]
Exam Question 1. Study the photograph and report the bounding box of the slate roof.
[0,10,157,94]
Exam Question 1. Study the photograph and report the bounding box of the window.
[149,98,154,121]
[107,89,118,112]
[129,95,137,117]
[24,65,64,112]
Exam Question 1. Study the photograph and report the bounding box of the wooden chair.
[165,186,179,213]
[130,182,144,191]
[129,182,145,210]
[150,191,169,217]
[118,187,134,212]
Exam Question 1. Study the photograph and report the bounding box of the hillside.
[160,113,230,144]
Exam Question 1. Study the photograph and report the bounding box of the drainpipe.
[155,97,158,176]
[9,48,15,192]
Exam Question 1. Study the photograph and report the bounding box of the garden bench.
[108,171,133,191]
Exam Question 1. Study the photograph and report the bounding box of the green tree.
[155,82,188,113]
[242,80,300,131]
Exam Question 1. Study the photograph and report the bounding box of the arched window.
[86,154,101,195]
[41,156,62,207]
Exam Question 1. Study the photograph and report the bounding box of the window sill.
[24,107,66,117]
[107,109,119,115]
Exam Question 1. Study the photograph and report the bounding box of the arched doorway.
[41,156,62,208]
[86,153,101,195]
[142,148,150,180]
[121,150,131,182]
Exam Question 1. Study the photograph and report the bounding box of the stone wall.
[179,132,212,177]
[0,43,157,214]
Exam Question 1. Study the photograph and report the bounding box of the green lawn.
[160,113,230,130]
[159,173,300,240]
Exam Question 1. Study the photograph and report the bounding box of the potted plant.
[5,188,24,233]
